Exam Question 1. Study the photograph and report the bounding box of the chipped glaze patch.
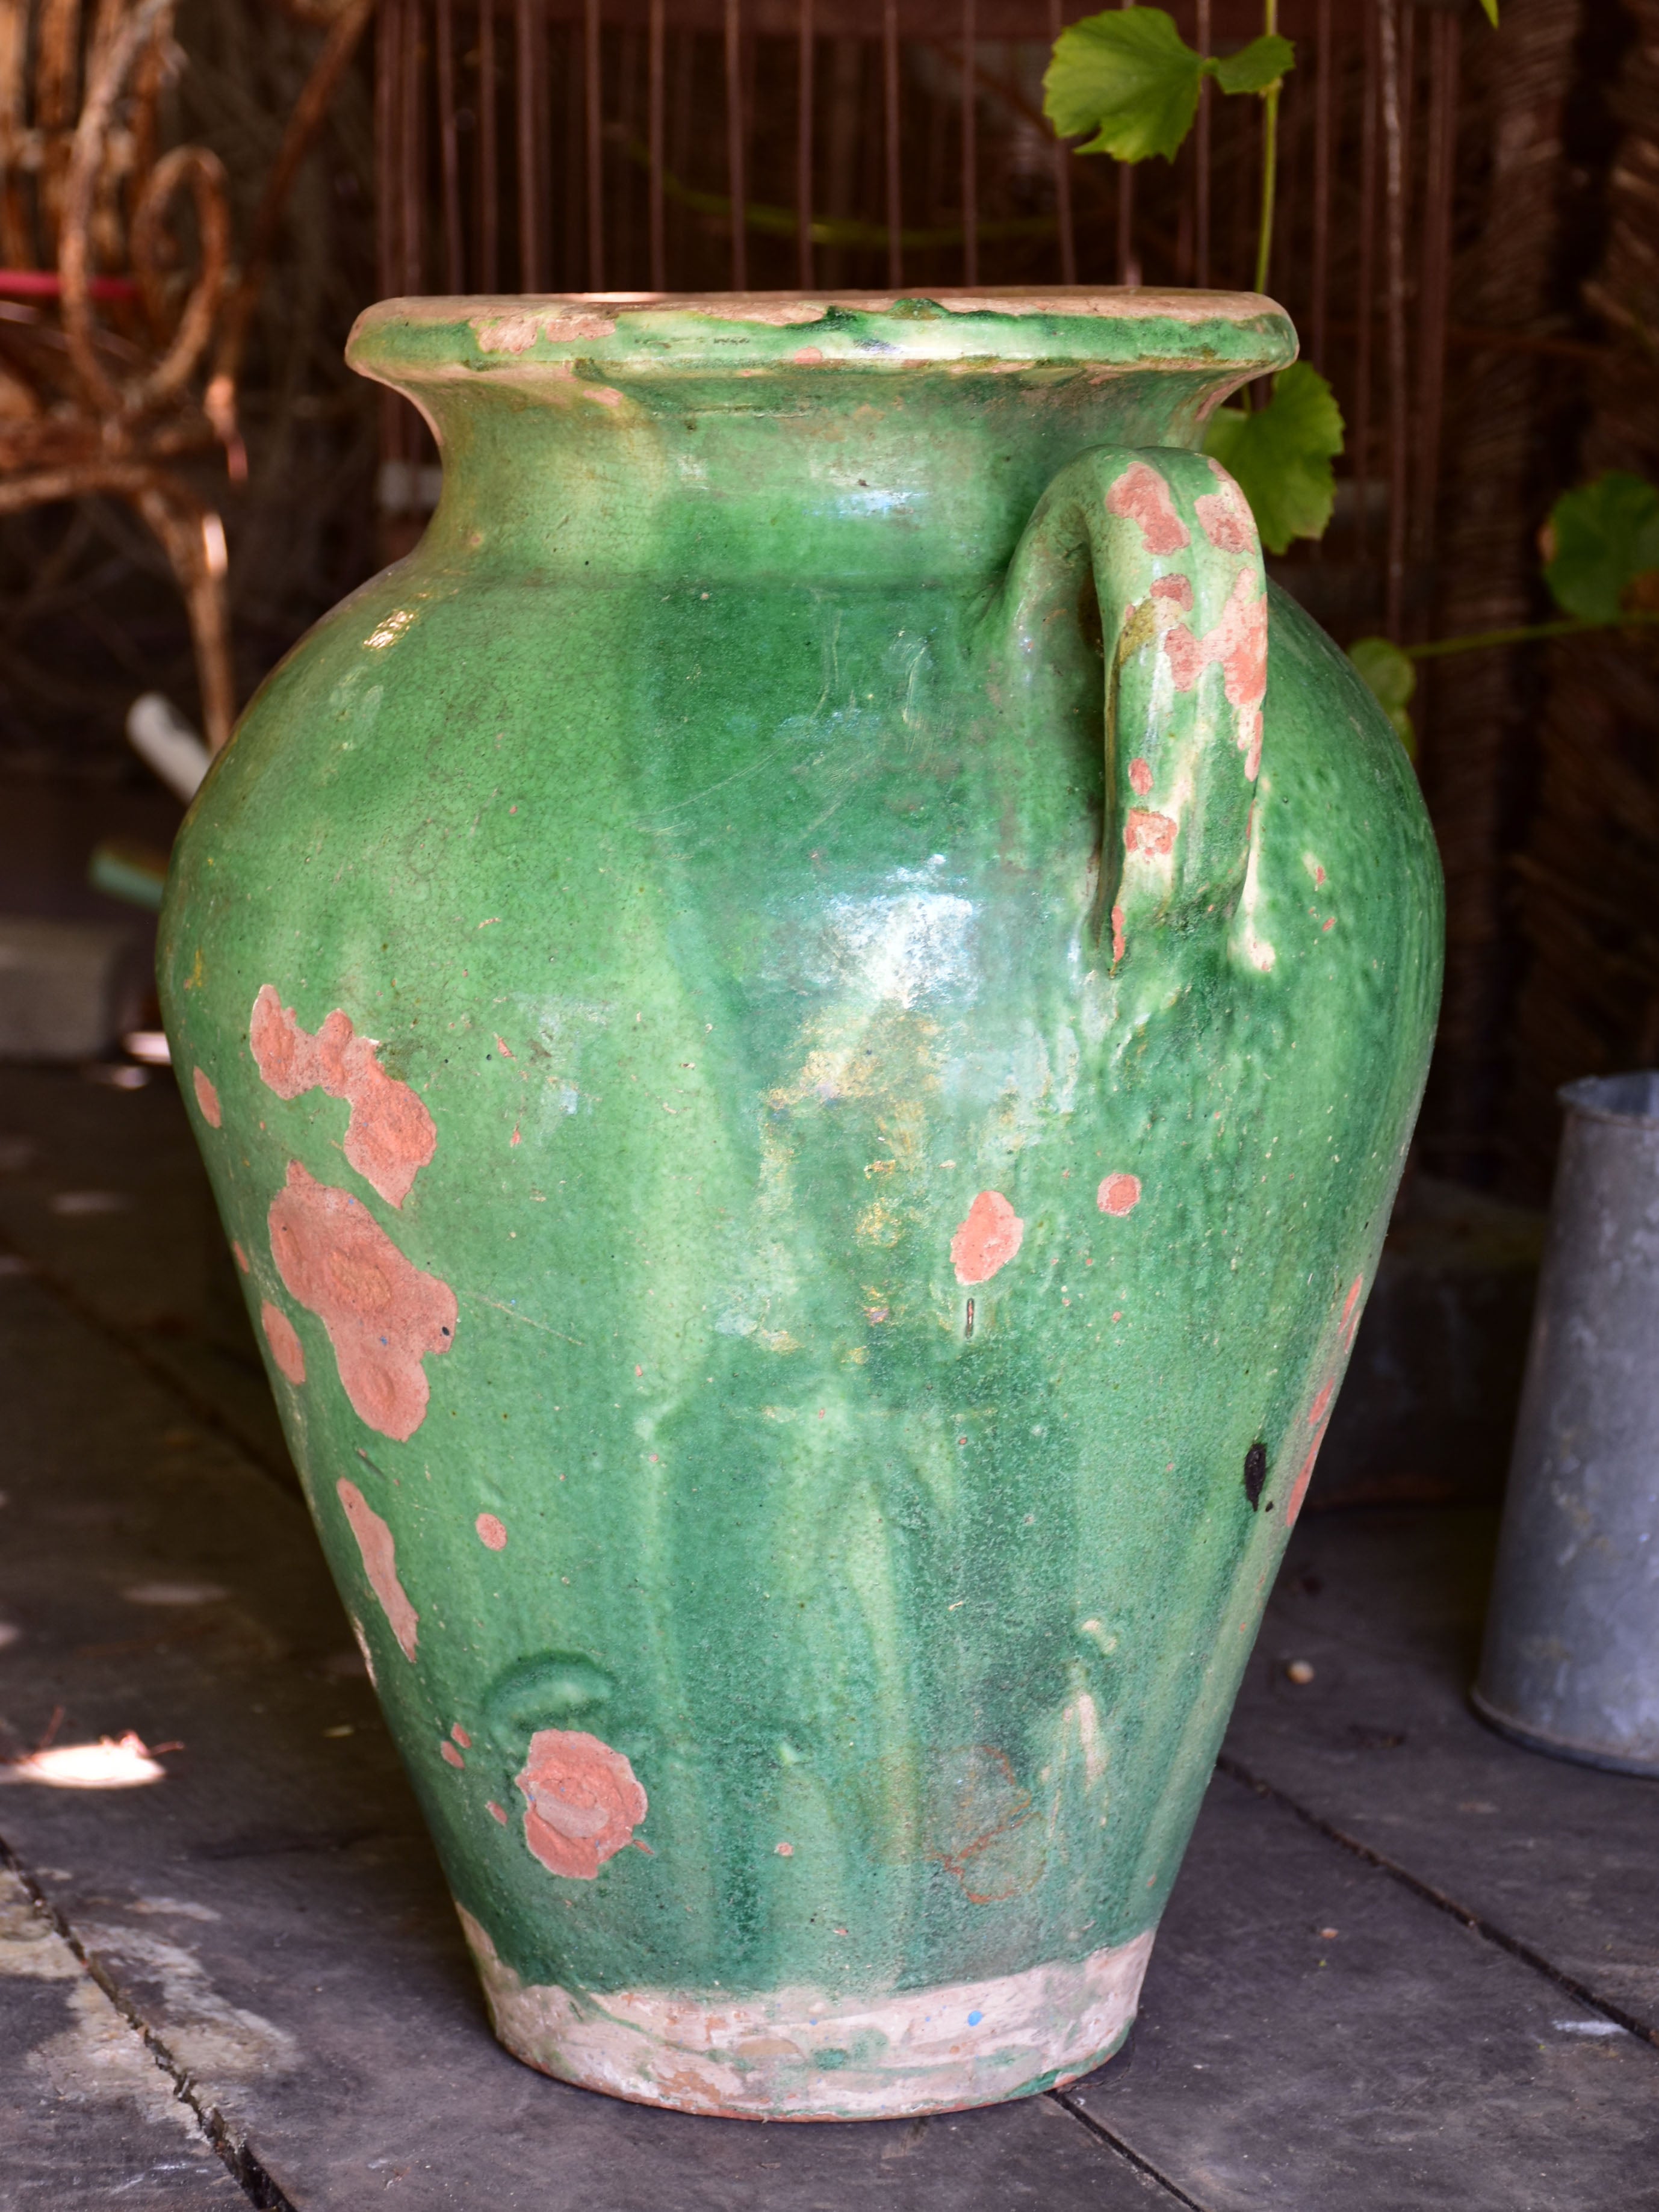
[515,1729,648,1880]
[459,1906,1154,2120]
[268,1162,456,1441]
[191,1068,222,1127]
[259,1301,306,1386]
[250,986,437,1208]
[473,308,619,353]
[1104,461,1189,556]
[1194,468,1254,554]
[1127,757,1153,796]
[950,1191,1025,1287]
[1286,1275,1366,1525]
[1124,809,1177,860]
[1163,565,1268,779]
[1286,1407,1329,1528]
[698,300,830,326]
[231,1240,250,1274]
[1097,1175,1142,1217]
[476,1512,508,1551]
[336,1478,419,1659]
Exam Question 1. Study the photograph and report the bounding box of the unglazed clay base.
[459,1907,1155,2120]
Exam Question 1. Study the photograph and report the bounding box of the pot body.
[1474,1073,1659,1774]
[160,293,1442,2119]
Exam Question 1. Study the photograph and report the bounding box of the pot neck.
[352,293,1296,586]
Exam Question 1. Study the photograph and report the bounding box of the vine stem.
[1401,612,1659,661]
[1254,0,1279,296]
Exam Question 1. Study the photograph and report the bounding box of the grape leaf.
[1043,9,1202,163]
[1044,9,1297,165]
[1202,364,1345,556]
[1211,33,1295,95]
[1348,637,1416,757]
[1542,472,1659,624]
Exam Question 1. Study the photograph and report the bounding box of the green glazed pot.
[159,290,1441,2120]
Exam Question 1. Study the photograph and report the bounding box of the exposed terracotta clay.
[259,1300,306,1385]
[1194,469,1255,555]
[268,1161,457,1441]
[250,986,437,1208]
[441,1740,466,1768]
[515,1727,648,1880]
[231,1241,250,1274]
[1124,810,1178,859]
[1111,903,1127,964]
[950,1191,1025,1286]
[1127,758,1153,796]
[1162,566,1269,779]
[698,299,831,326]
[1105,460,1190,556]
[1097,1175,1143,1217]
[192,1068,222,1127]
[1150,572,1194,610]
[473,308,618,353]
[336,1477,420,1660]
[1286,1275,1368,1524]
[476,1512,509,1551]
[1286,1414,1329,1529]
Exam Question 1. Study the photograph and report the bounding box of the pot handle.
[1001,448,1268,968]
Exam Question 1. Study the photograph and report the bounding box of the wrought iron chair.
[0,0,373,751]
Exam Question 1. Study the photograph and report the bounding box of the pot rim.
[348,287,1297,388]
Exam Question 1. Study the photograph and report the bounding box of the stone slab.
[0,1865,245,2208]
[1223,1507,1659,2036]
[1067,1767,1659,2212]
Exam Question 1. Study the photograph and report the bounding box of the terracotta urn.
[160,291,1441,2119]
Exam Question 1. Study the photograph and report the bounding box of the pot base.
[458,1907,1155,2120]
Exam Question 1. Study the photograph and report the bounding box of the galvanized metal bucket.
[1474,1073,1659,1775]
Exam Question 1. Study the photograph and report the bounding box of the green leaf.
[1202,363,1345,556]
[1211,33,1296,95]
[1348,638,1416,757]
[1043,8,1203,164]
[1542,472,1659,623]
